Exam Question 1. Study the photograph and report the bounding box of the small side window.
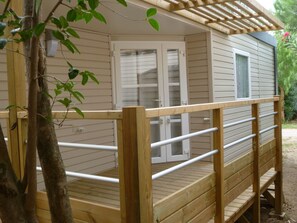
[233,49,251,99]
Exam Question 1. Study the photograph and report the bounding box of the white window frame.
[233,49,251,100]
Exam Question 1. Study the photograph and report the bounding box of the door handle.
[166,118,171,124]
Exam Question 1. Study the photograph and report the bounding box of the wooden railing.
[117,96,282,223]
[0,96,283,223]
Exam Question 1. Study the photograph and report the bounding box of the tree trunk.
[36,47,73,223]
[0,124,27,223]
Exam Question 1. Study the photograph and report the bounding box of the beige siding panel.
[0,50,8,136]
[37,29,115,190]
[186,33,211,158]
[212,31,275,162]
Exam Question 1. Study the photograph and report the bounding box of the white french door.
[113,42,189,163]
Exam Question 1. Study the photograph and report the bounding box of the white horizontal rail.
[259,125,278,134]
[152,149,219,180]
[260,112,277,119]
[57,142,117,152]
[223,117,256,128]
[36,167,119,183]
[151,127,218,149]
[224,134,256,150]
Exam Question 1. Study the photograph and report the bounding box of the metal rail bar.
[223,117,256,128]
[57,142,118,152]
[151,127,218,149]
[152,149,219,180]
[260,112,277,119]
[4,137,8,142]
[259,125,278,134]
[36,167,119,183]
[224,134,256,150]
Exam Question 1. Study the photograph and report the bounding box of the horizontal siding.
[186,33,211,158]
[212,31,275,162]
[0,50,7,136]
[38,29,115,189]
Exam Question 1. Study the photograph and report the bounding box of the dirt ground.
[261,129,297,223]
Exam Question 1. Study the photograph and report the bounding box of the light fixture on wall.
[45,29,59,57]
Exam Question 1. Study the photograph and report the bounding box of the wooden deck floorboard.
[67,161,213,208]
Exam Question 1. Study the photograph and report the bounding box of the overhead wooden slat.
[156,0,284,35]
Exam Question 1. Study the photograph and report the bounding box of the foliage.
[275,31,297,94]
[275,0,297,32]
[284,82,297,120]
[0,0,159,117]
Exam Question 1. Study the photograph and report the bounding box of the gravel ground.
[261,129,297,223]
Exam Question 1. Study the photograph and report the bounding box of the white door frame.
[112,41,189,163]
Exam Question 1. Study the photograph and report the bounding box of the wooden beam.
[118,107,153,223]
[240,0,284,29]
[252,104,260,223]
[274,97,283,215]
[6,0,27,179]
[146,97,277,118]
[263,190,275,207]
[170,0,237,11]
[213,108,224,223]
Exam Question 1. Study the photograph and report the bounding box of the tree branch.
[2,0,11,15]
[44,0,63,24]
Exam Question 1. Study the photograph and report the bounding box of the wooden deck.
[33,98,283,223]
[67,161,213,208]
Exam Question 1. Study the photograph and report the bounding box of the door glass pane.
[167,49,183,156]
[120,49,159,108]
[168,49,180,83]
[236,54,249,98]
[120,49,161,158]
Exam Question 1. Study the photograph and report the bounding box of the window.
[233,49,251,99]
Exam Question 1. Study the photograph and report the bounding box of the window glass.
[235,53,249,98]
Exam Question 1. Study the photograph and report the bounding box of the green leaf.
[52,30,65,41]
[91,10,106,24]
[0,22,6,33]
[35,0,42,14]
[148,18,159,31]
[82,73,89,85]
[146,8,157,17]
[71,91,84,103]
[67,9,77,22]
[0,38,7,49]
[88,0,99,10]
[34,23,45,36]
[88,72,99,85]
[66,28,80,38]
[83,11,93,23]
[54,88,62,96]
[59,16,69,28]
[5,105,15,110]
[58,98,72,108]
[116,0,127,7]
[72,107,84,118]
[61,39,80,53]
[68,67,80,79]
[18,30,33,41]
[51,17,62,29]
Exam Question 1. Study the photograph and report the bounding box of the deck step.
[209,169,277,223]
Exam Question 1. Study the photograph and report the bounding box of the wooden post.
[6,0,27,178]
[213,108,224,223]
[118,107,153,223]
[274,97,283,215]
[252,103,260,223]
